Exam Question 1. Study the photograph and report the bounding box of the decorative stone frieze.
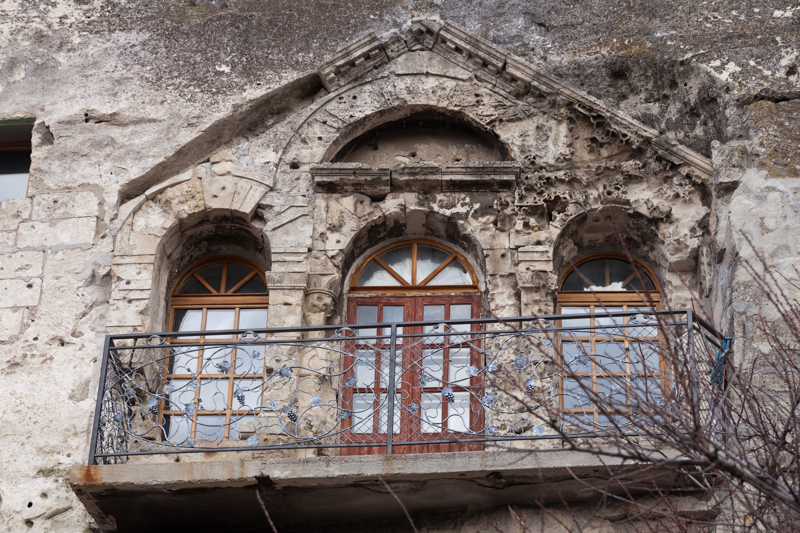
[318,33,389,92]
[310,163,391,198]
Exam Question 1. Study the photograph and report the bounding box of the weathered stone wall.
[1,1,798,532]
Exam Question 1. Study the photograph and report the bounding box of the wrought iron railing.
[89,309,730,464]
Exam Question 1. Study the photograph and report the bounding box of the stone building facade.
[1,2,799,532]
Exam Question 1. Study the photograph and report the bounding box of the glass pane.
[354,349,376,388]
[422,348,444,383]
[195,414,226,441]
[0,174,29,201]
[446,392,470,432]
[597,377,628,409]
[356,261,402,287]
[170,345,201,374]
[594,307,624,336]
[378,245,412,284]
[173,309,203,336]
[351,394,374,434]
[448,348,471,384]
[205,309,235,338]
[596,342,626,374]
[236,309,268,372]
[198,378,229,411]
[562,259,655,291]
[225,263,253,292]
[421,392,442,433]
[450,304,473,342]
[379,351,402,388]
[562,342,591,373]
[165,415,192,444]
[630,342,661,374]
[166,379,195,411]
[196,263,224,292]
[232,379,263,409]
[355,305,378,340]
[382,305,404,341]
[423,305,446,344]
[560,307,591,336]
[235,274,267,294]
[628,307,658,338]
[417,245,451,282]
[200,346,233,375]
[563,377,593,410]
[178,275,211,295]
[378,393,401,434]
[428,259,471,285]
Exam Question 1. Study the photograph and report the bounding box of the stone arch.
[108,168,271,333]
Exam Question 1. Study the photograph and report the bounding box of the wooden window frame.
[162,257,269,442]
[557,253,664,427]
[348,239,480,295]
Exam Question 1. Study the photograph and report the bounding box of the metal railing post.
[686,309,701,430]
[386,323,397,455]
[87,335,113,466]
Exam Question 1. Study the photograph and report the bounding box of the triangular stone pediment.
[317,20,712,180]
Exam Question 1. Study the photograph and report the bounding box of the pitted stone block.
[311,163,390,199]
[318,33,388,92]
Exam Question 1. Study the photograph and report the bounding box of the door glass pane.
[563,377,593,410]
[595,307,624,336]
[0,173,28,202]
[195,414,226,441]
[422,348,443,383]
[560,307,591,336]
[356,261,402,287]
[562,342,592,373]
[171,345,201,374]
[446,392,470,432]
[198,378,229,411]
[354,349,376,388]
[196,263,224,292]
[205,309,235,338]
[178,275,211,295]
[382,305,405,340]
[450,304,473,342]
[173,309,203,337]
[378,245,412,284]
[448,348,471,384]
[597,377,628,409]
[355,305,378,340]
[236,309,269,372]
[417,245,451,281]
[421,392,442,433]
[423,305,446,344]
[630,342,661,374]
[351,394,374,433]
[200,346,233,375]
[225,263,253,292]
[166,379,195,411]
[628,307,658,338]
[233,379,263,409]
[378,393,401,434]
[428,259,471,285]
[596,342,626,374]
[379,351,401,388]
[165,415,192,444]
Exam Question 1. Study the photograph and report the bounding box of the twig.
[255,488,279,533]
[378,475,419,533]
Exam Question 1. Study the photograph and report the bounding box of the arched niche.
[327,107,511,166]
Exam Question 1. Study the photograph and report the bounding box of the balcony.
[72,310,729,531]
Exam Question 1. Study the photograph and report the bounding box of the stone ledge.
[70,450,680,533]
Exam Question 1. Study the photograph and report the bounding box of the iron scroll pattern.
[90,310,728,464]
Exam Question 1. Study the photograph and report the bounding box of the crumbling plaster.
[0,3,798,532]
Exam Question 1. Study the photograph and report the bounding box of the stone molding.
[318,33,389,92]
[311,162,521,195]
[265,271,309,290]
[314,20,712,181]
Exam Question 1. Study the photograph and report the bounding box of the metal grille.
[89,309,730,464]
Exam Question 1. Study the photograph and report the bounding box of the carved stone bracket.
[318,33,389,92]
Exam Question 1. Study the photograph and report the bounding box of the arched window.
[344,240,482,455]
[164,257,268,444]
[557,254,662,429]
